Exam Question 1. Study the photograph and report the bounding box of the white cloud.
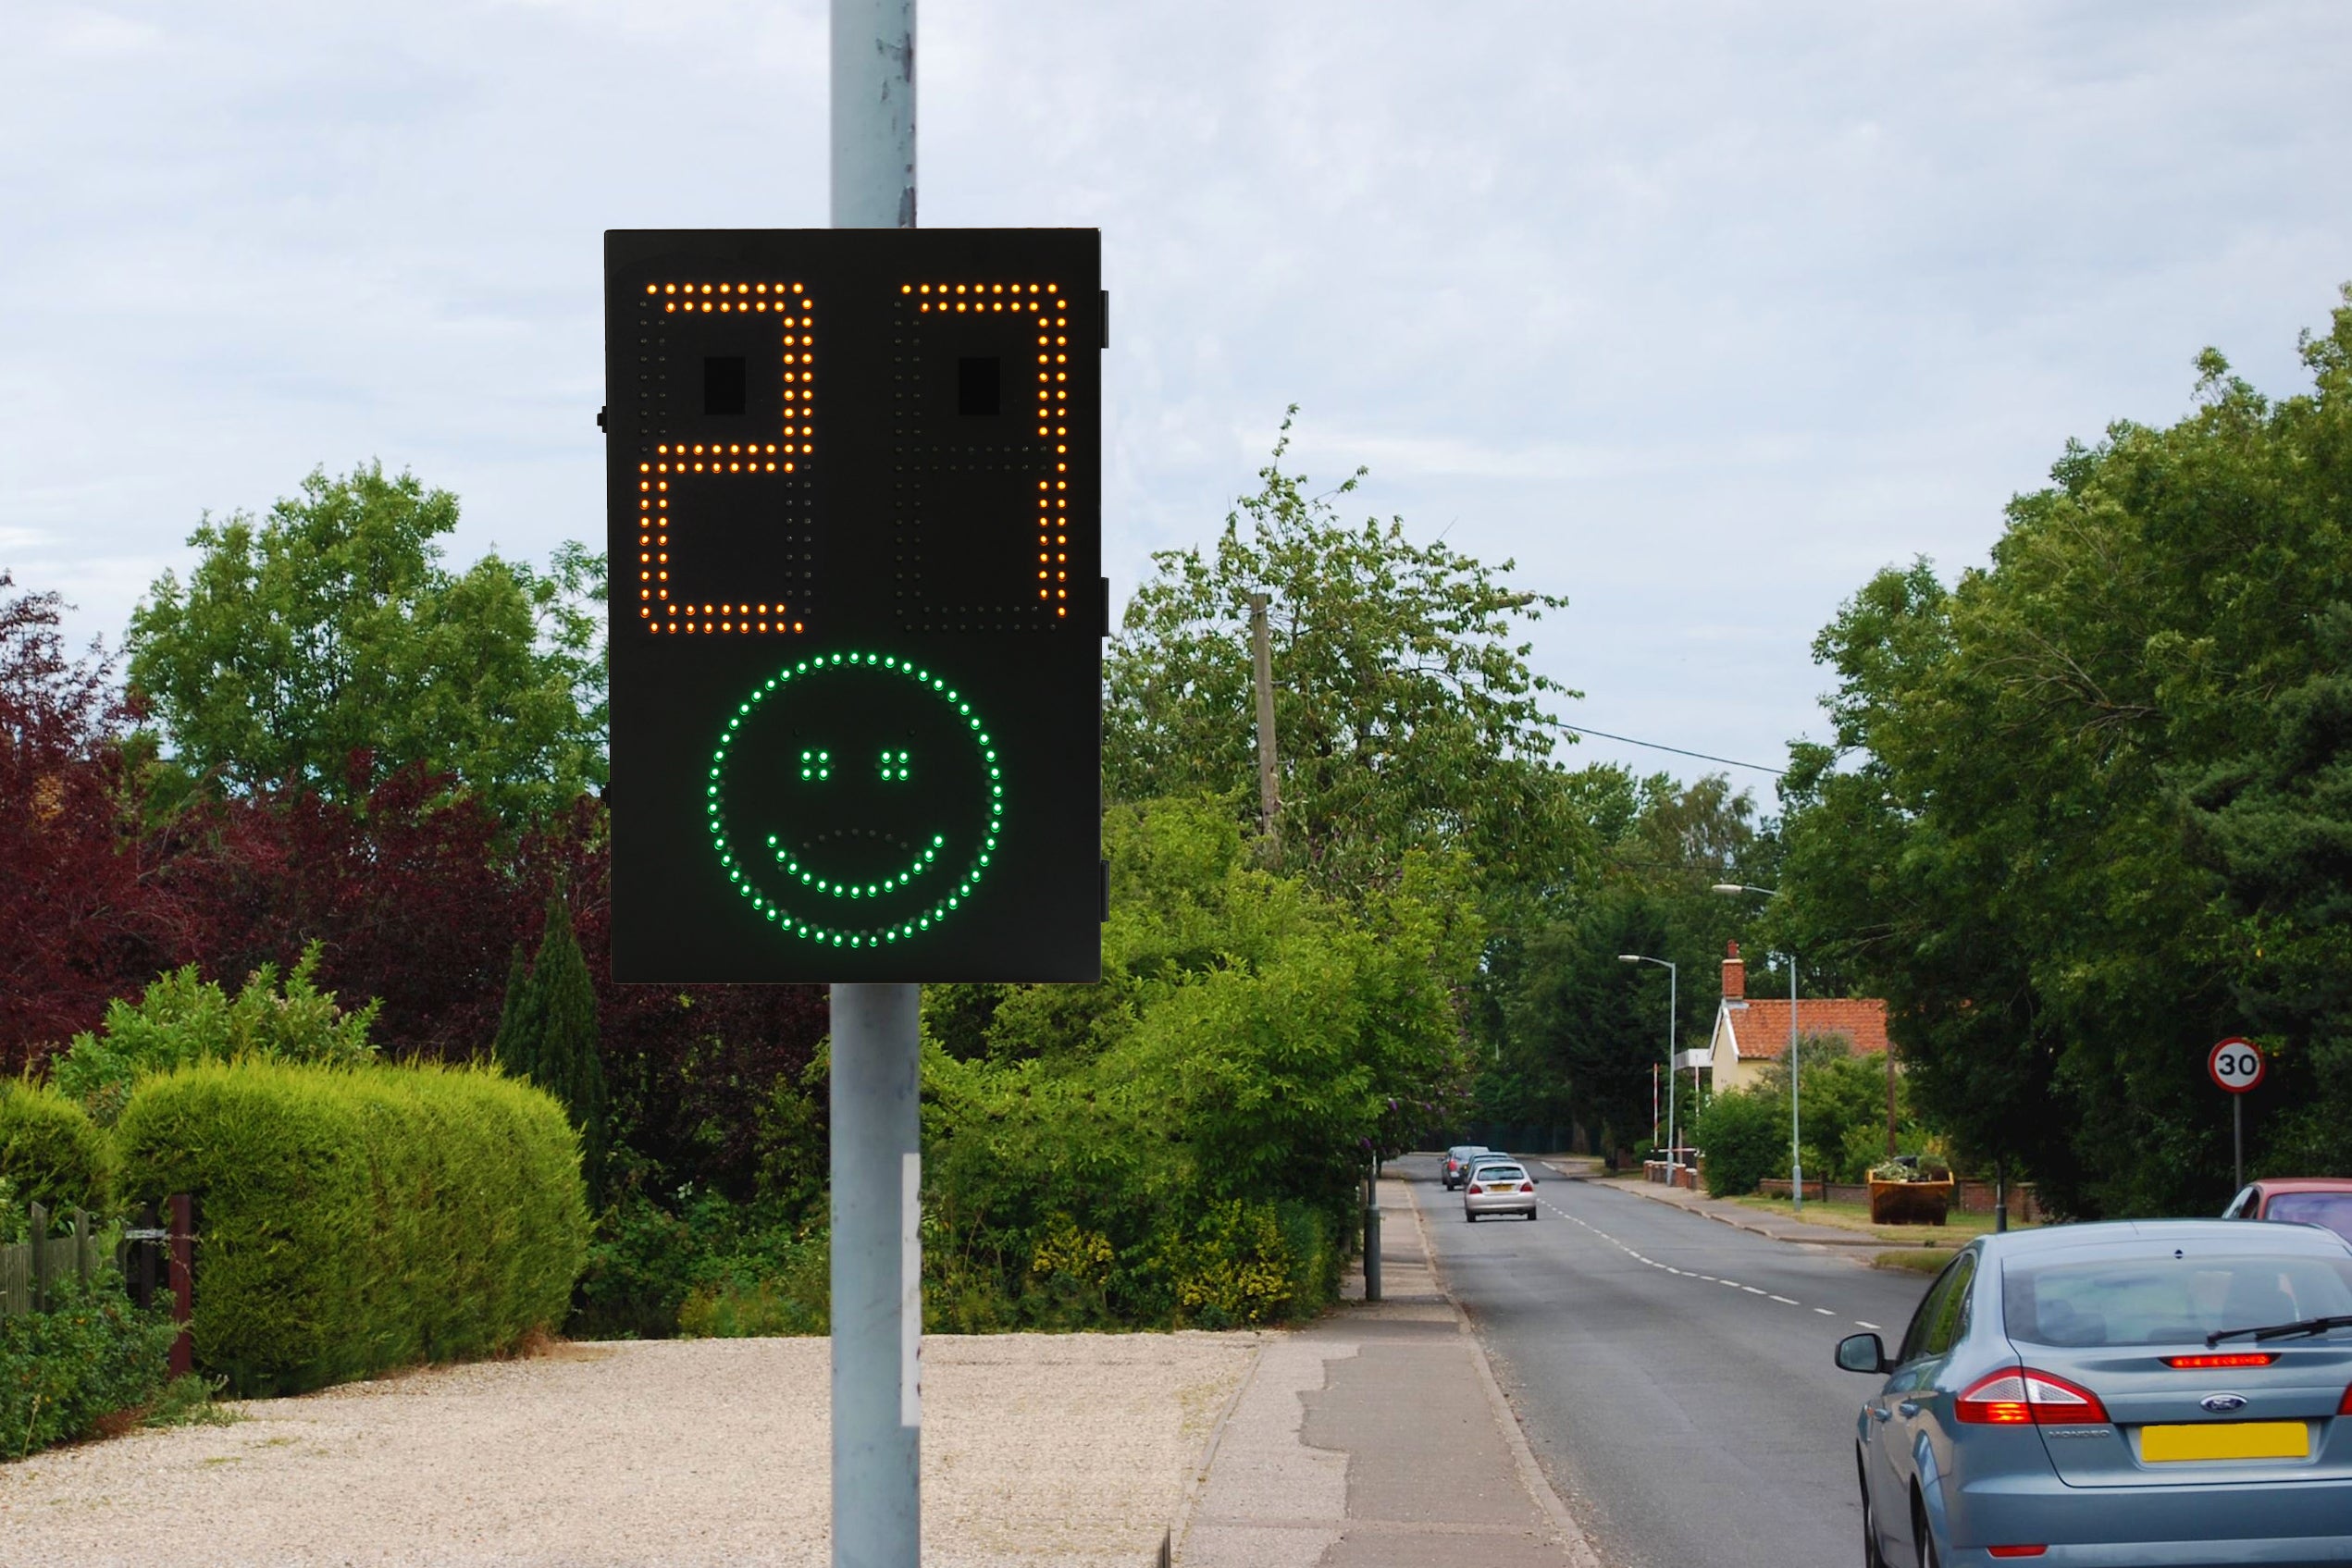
[2,0,2348,784]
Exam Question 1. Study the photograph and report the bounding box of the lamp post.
[1713,883,1803,1216]
[1618,954,1677,1182]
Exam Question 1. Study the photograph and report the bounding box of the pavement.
[1176,1173,1601,1568]
[1415,1154,1940,1568]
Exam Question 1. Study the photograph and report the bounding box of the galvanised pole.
[1787,952,1802,1216]
[1665,959,1677,1179]
[831,5,920,1566]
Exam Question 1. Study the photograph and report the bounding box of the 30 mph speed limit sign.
[2209,1037,2265,1093]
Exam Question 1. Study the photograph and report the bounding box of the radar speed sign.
[2209,1037,2264,1094]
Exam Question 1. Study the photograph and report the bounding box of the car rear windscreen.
[1476,1168,1527,1184]
[2266,1192,2352,1243]
[2003,1252,2352,1348]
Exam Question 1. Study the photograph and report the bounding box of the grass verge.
[1873,1250,1954,1275]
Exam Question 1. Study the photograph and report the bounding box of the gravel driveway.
[0,1333,1262,1567]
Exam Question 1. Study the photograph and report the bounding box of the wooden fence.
[1,1203,107,1317]
[1,1198,195,1373]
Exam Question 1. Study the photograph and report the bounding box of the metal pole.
[832,7,919,1564]
[1788,954,1802,1215]
[1363,1163,1382,1303]
[1665,960,1677,1181]
[2233,1095,2244,1193]
[830,983,922,1568]
[833,0,915,231]
[1251,593,1279,852]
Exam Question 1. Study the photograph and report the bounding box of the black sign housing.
[604,228,1102,982]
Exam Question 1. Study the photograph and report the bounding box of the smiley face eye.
[877,747,911,782]
[798,748,833,781]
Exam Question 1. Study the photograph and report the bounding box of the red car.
[2222,1176,2352,1244]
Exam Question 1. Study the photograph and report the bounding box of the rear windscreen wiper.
[2205,1314,2352,1348]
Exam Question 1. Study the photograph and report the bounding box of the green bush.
[0,1274,178,1461]
[0,1080,111,1215]
[51,945,378,1125]
[113,1060,588,1396]
[1696,1087,1788,1197]
[575,1189,827,1340]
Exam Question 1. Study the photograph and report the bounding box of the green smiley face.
[706,651,1003,947]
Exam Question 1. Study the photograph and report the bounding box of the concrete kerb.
[1398,1177,1605,1568]
[1161,1332,1271,1563]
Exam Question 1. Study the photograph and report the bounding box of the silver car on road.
[1463,1162,1537,1222]
[1836,1219,2352,1566]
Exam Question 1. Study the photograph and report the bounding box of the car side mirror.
[1835,1332,1890,1376]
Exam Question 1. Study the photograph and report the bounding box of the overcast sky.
[5,1,2347,796]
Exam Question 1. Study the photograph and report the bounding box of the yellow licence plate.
[2141,1421,2309,1463]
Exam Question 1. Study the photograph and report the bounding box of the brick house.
[1704,940,1889,1092]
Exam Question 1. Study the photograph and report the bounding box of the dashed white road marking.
[1523,1186,1861,1331]
[1856,1320,1882,1330]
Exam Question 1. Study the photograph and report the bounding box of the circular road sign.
[2209,1037,2265,1094]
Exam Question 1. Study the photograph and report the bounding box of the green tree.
[918,796,1479,1327]
[1775,290,2352,1216]
[494,899,608,1198]
[1105,413,1590,900]
[127,463,605,825]
[1488,771,1780,1142]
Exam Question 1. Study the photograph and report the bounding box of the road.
[1401,1154,1938,1568]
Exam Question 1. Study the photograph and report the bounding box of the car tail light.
[2339,1383,2352,1417]
[1466,1184,1482,1194]
[1519,1182,1536,1192]
[2164,1352,2277,1369]
[1986,1549,2047,1560]
[1955,1368,2110,1426]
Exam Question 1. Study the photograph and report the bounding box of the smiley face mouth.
[767,826,947,900]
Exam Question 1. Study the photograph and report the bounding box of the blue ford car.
[1835,1220,2352,1566]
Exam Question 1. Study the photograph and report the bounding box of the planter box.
[1870,1179,1954,1226]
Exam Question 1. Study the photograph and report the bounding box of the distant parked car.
[1464,1162,1537,1222]
[2223,1178,2352,1246]
[1834,1219,2352,1567]
[1442,1144,1489,1190]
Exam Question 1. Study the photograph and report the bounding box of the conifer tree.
[531,897,607,1199]
[492,944,539,1083]
[490,900,607,1199]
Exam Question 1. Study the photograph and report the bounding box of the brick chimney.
[1722,940,1745,1001]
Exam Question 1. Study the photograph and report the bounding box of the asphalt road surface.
[1401,1154,1937,1568]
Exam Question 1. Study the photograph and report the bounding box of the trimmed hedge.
[114,1061,588,1397]
[0,1275,176,1461]
[0,1080,111,1214]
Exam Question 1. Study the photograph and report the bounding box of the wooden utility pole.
[1250,593,1279,852]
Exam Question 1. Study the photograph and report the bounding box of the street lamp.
[1618,954,1677,1182]
[1713,883,1805,1215]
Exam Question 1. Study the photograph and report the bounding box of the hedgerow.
[0,1080,110,1214]
[113,1060,588,1396]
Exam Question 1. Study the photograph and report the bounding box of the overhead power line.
[1551,721,1787,777]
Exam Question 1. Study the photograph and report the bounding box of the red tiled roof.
[1720,998,1889,1060]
